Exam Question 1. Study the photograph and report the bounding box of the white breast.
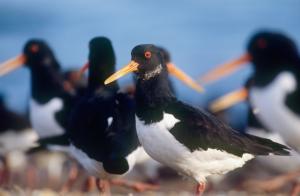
[249,72,300,152]
[30,98,65,138]
[69,144,141,179]
[0,129,38,155]
[135,113,253,183]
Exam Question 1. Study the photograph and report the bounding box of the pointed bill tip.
[104,61,139,85]
[0,54,26,76]
[167,63,205,93]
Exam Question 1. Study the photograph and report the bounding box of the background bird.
[202,30,300,195]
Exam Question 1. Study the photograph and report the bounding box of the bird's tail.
[245,133,290,156]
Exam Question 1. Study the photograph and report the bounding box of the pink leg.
[61,163,79,192]
[291,182,300,196]
[96,178,111,195]
[196,182,206,196]
[82,176,96,192]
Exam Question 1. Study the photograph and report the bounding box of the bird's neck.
[135,72,175,124]
[88,63,119,92]
[30,65,65,103]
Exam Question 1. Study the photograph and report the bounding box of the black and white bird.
[68,37,161,193]
[202,31,300,153]
[0,39,74,151]
[202,31,300,194]
[104,44,291,195]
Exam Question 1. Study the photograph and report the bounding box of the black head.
[89,37,116,69]
[131,44,167,80]
[23,39,60,70]
[200,31,300,85]
[157,46,171,64]
[87,37,117,90]
[105,44,203,92]
[247,31,300,70]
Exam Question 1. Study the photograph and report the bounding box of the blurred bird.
[68,37,159,193]
[104,44,291,195]
[0,94,37,185]
[202,31,300,195]
[0,39,79,187]
[0,39,73,147]
[63,69,87,96]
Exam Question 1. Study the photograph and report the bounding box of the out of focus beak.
[200,54,251,84]
[104,60,139,85]
[79,62,89,76]
[210,88,248,113]
[167,63,204,93]
[0,54,26,76]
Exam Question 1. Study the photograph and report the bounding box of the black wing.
[103,92,140,174]
[165,100,290,157]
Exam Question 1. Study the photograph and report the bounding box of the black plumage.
[68,37,139,175]
[0,95,30,133]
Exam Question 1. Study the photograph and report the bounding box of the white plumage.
[0,129,38,155]
[250,72,300,152]
[69,143,142,179]
[30,98,64,138]
[135,113,254,183]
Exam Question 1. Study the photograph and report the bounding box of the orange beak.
[104,61,204,93]
[167,63,204,92]
[200,54,251,84]
[79,62,89,76]
[0,54,26,76]
[104,60,139,85]
[209,88,248,113]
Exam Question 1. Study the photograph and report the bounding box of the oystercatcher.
[0,39,79,189]
[68,37,160,193]
[0,39,73,149]
[201,31,300,152]
[203,31,300,194]
[104,44,290,195]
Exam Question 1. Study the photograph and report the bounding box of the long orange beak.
[200,54,251,84]
[104,61,204,93]
[209,88,248,113]
[104,60,139,85]
[0,54,26,76]
[167,63,204,92]
[79,62,89,76]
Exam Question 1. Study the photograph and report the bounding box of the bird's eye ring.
[145,51,151,59]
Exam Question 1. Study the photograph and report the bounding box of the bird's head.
[0,39,59,76]
[105,44,204,92]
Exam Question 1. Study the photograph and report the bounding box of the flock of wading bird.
[0,30,300,195]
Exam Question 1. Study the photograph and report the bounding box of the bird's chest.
[249,73,300,151]
[135,113,188,167]
[30,98,64,138]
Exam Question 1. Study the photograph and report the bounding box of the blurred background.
[1,0,300,129]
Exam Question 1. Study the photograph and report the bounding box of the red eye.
[30,44,39,53]
[144,51,151,59]
[257,38,267,49]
